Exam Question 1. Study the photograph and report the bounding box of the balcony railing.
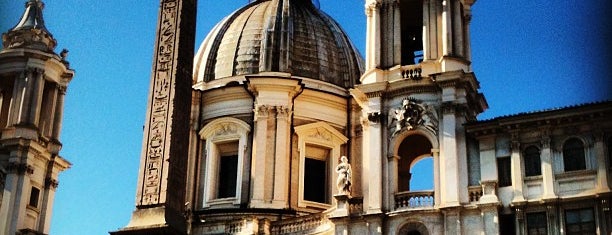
[400,64,423,80]
[468,186,483,203]
[394,190,434,210]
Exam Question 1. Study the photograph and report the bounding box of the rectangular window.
[565,208,595,235]
[29,187,40,208]
[216,141,238,199]
[526,212,547,235]
[499,213,516,235]
[497,157,512,187]
[304,158,327,203]
[304,144,330,204]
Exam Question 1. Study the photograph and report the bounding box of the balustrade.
[271,213,331,234]
[400,64,422,80]
[468,186,483,203]
[394,190,434,209]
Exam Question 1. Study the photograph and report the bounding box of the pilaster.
[479,203,500,235]
[594,131,610,192]
[540,129,556,199]
[247,76,302,209]
[510,132,525,203]
[350,86,384,214]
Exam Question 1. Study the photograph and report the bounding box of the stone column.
[388,155,399,208]
[365,1,381,70]
[41,84,58,137]
[540,132,556,199]
[427,0,438,59]
[452,0,464,57]
[28,69,45,125]
[510,134,525,203]
[51,87,65,140]
[392,1,401,65]
[8,71,28,125]
[463,9,473,63]
[432,149,441,206]
[441,0,453,56]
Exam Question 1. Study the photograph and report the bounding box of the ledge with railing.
[399,64,423,80]
[270,212,332,235]
[468,185,483,203]
[394,190,435,210]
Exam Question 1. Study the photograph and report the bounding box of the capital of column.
[254,104,275,121]
[275,106,292,120]
[365,1,380,17]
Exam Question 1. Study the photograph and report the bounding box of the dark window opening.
[524,146,542,177]
[217,155,238,198]
[527,212,548,235]
[563,138,586,172]
[565,208,595,235]
[29,187,40,208]
[400,0,424,65]
[497,157,512,187]
[304,157,327,203]
[499,213,516,235]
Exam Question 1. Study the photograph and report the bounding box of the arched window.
[397,134,433,192]
[563,138,586,172]
[523,146,541,177]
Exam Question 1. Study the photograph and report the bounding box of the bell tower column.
[114,0,197,234]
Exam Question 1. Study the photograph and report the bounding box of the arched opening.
[400,0,424,65]
[398,134,433,192]
[398,222,429,235]
[409,157,433,191]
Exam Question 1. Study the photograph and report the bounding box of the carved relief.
[391,98,438,135]
[309,128,333,142]
[141,1,177,205]
[214,123,238,137]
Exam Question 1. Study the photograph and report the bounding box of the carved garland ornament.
[142,1,178,205]
[391,98,438,136]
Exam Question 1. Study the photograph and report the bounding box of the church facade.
[0,1,74,234]
[97,0,611,234]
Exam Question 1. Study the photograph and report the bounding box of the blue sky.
[0,0,610,234]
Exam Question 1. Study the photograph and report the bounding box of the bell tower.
[364,0,474,80]
[0,0,74,234]
[352,0,486,232]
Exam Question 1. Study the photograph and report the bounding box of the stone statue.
[336,156,351,195]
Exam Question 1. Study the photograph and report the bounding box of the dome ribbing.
[193,0,363,88]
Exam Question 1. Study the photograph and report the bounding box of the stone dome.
[193,0,364,88]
